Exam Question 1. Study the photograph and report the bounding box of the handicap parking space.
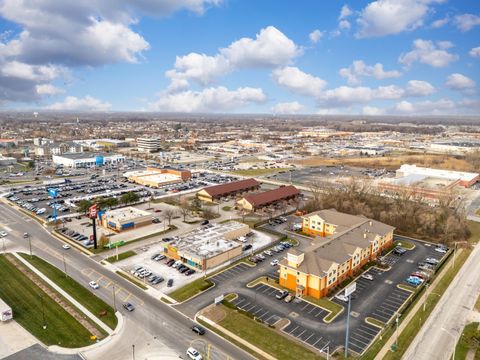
[209,263,253,284]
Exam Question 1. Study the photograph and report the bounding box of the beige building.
[163,221,249,270]
[124,167,191,188]
[99,206,152,232]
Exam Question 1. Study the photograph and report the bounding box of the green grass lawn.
[222,206,233,211]
[20,254,117,330]
[105,250,137,263]
[455,322,479,360]
[475,294,480,312]
[467,220,480,244]
[168,277,213,302]
[365,317,386,328]
[217,305,321,360]
[0,255,96,348]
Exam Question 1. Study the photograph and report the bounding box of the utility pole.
[132,344,135,360]
[62,254,67,277]
[112,284,117,311]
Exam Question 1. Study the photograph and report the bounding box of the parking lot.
[205,237,450,355]
[209,263,253,284]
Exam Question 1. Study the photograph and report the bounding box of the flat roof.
[54,152,123,160]
[104,206,151,222]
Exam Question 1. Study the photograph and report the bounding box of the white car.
[89,281,99,289]
[0,231,7,237]
[361,274,374,281]
[62,244,71,250]
[237,236,247,243]
[264,250,273,256]
[186,347,203,360]
[270,259,279,266]
[434,247,447,254]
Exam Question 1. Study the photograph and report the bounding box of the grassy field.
[295,153,475,171]
[230,168,291,176]
[20,254,117,330]
[467,220,480,244]
[217,305,321,360]
[105,250,137,263]
[0,255,95,348]
[381,248,471,360]
[454,322,479,360]
[168,277,213,302]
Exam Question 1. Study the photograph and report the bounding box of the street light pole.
[62,254,67,277]
[344,294,351,357]
[442,328,457,360]
[395,315,400,348]
[28,233,32,258]
[132,344,135,360]
[112,284,117,311]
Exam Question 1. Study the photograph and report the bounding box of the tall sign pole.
[344,282,357,358]
[48,188,58,225]
[89,204,99,249]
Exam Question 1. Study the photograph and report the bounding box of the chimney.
[364,232,367,239]
[369,221,373,226]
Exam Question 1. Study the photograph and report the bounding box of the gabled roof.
[201,178,259,197]
[243,185,299,207]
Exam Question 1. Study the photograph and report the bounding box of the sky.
[0,0,479,115]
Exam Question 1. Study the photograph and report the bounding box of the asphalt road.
[402,241,480,360]
[0,201,254,360]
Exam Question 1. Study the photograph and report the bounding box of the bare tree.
[162,208,177,227]
[202,207,216,220]
[179,199,190,222]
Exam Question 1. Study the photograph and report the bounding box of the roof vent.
[364,232,367,239]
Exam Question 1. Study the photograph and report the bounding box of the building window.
[297,271,300,275]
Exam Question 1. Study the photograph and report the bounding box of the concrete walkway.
[13,252,113,335]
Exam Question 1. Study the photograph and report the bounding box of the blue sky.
[0,0,479,115]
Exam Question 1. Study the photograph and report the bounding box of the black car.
[167,279,174,287]
[123,302,135,312]
[179,266,189,273]
[191,325,206,335]
[243,244,253,251]
[166,259,175,266]
[185,269,196,276]
[393,247,407,256]
[201,220,209,225]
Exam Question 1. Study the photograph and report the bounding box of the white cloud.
[36,84,64,95]
[356,0,445,38]
[405,80,436,96]
[453,14,480,32]
[339,5,353,20]
[166,26,301,86]
[271,101,304,114]
[399,39,458,68]
[469,47,480,58]
[339,20,351,30]
[0,0,221,104]
[430,16,449,28]
[150,86,267,112]
[339,60,401,85]
[319,86,374,106]
[46,95,111,111]
[272,66,327,97]
[445,73,476,94]
[309,29,324,43]
[394,98,455,114]
[374,85,405,99]
[362,106,384,115]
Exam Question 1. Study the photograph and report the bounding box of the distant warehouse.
[237,185,300,212]
[196,178,260,202]
[52,152,125,168]
[396,164,479,188]
[124,167,191,188]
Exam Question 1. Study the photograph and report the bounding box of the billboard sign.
[48,188,58,197]
[345,282,357,297]
[89,204,98,219]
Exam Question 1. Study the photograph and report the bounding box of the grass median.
[0,255,96,348]
[168,277,213,302]
[215,305,321,360]
[20,254,117,330]
[105,250,137,263]
[394,240,415,250]
[454,322,480,360]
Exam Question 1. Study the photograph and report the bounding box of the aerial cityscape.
[0,1,479,360]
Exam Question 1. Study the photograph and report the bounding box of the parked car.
[425,257,439,265]
[361,273,374,281]
[191,325,206,335]
[0,231,8,237]
[275,290,289,300]
[264,250,273,256]
[270,259,279,266]
[201,220,209,226]
[89,281,99,289]
[123,302,135,312]
[62,244,71,250]
[242,244,252,251]
[406,276,423,286]
[434,247,447,254]
[284,294,294,303]
[393,247,407,256]
[167,279,174,287]
[335,293,349,302]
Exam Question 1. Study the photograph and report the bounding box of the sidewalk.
[374,251,461,359]
[13,252,113,335]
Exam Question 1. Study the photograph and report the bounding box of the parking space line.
[308,306,317,314]
[258,310,269,319]
[304,333,314,343]
[253,308,264,315]
[288,325,299,334]
[350,336,369,347]
[312,337,323,347]
[353,331,373,342]
[382,302,400,311]
[301,303,310,311]
[372,312,390,321]
[123,293,132,302]
[358,326,378,337]
[314,310,325,318]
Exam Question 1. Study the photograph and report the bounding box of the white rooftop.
[398,164,479,182]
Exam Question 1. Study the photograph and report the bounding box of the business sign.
[106,240,125,249]
[345,282,357,297]
[89,204,98,219]
[48,188,58,197]
[214,294,224,305]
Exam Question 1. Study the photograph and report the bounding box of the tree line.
[304,180,471,244]
[76,192,140,214]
